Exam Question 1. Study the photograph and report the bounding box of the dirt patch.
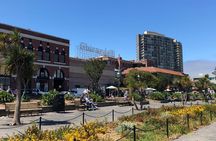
[98,128,122,141]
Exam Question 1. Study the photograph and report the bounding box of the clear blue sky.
[1,0,216,62]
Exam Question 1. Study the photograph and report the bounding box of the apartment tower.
[136,31,183,72]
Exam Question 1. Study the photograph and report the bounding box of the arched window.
[20,37,25,48]
[54,49,59,62]
[27,39,33,50]
[60,51,65,63]
[27,44,33,51]
[38,46,43,60]
[38,68,49,78]
[45,48,50,61]
[54,69,64,79]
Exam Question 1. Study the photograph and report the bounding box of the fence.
[115,106,216,141]
[37,108,135,130]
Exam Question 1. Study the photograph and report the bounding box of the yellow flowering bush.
[6,121,107,141]
[64,121,107,141]
[170,105,205,116]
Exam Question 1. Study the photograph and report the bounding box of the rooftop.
[122,67,184,76]
[0,23,69,44]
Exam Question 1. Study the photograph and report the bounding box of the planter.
[0,109,6,116]
[140,101,150,105]
[160,100,170,103]
[97,101,117,107]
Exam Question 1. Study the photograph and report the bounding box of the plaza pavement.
[174,121,216,141]
[0,100,209,138]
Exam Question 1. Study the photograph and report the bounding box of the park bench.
[116,97,133,106]
[74,99,86,111]
[5,102,42,117]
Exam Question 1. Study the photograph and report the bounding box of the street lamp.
[116,70,121,96]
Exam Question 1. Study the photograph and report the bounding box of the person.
[124,90,128,101]
[6,86,11,93]
[82,90,98,110]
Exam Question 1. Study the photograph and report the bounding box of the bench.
[116,97,133,106]
[74,99,86,111]
[5,102,42,117]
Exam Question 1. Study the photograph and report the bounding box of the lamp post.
[116,70,121,96]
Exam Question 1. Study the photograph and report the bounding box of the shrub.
[64,121,107,141]
[149,92,165,100]
[172,92,182,101]
[64,93,75,101]
[189,92,202,100]
[41,90,58,105]
[89,92,104,102]
[7,121,107,141]
[21,94,31,102]
[0,91,15,103]
[116,121,136,133]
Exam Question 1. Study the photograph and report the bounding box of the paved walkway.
[174,122,216,141]
[0,105,141,138]
[0,100,208,138]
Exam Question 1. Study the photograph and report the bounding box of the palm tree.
[124,70,158,109]
[180,76,192,103]
[195,74,211,102]
[0,31,35,125]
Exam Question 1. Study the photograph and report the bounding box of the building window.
[27,44,33,51]
[60,51,65,63]
[20,37,25,48]
[54,69,64,79]
[45,48,50,61]
[54,49,59,62]
[38,68,49,78]
[20,43,25,48]
[38,46,43,60]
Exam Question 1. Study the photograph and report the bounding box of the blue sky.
[1,0,216,62]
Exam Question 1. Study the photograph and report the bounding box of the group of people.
[107,89,129,100]
[80,89,98,110]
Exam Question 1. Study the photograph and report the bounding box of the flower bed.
[5,121,108,141]
[116,104,216,141]
[3,104,216,141]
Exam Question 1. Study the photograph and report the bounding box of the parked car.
[60,91,71,95]
[32,89,48,95]
[70,88,87,98]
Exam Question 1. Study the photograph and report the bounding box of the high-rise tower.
[136,31,183,72]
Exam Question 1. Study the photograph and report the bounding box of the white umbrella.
[165,88,172,92]
[106,86,118,89]
[145,88,156,91]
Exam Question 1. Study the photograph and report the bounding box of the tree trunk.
[13,73,22,125]
[130,88,139,110]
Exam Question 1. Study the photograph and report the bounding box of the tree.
[124,70,158,109]
[21,55,36,99]
[0,31,35,125]
[84,59,106,94]
[124,70,157,91]
[179,76,193,103]
[195,74,211,102]
[155,74,174,91]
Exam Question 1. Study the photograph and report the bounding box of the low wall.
[0,101,130,116]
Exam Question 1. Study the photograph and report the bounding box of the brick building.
[69,56,147,89]
[0,23,70,91]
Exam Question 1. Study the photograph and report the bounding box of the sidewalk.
[174,122,216,141]
[0,105,140,138]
